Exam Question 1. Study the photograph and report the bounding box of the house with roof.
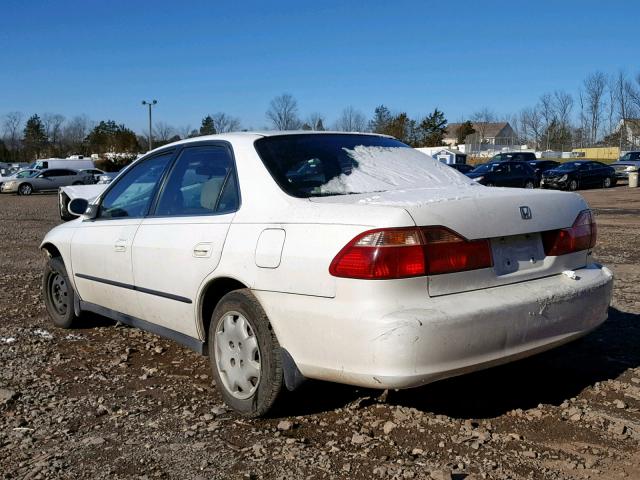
[615,118,640,147]
[443,122,517,147]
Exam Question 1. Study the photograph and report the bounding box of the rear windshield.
[254,134,470,197]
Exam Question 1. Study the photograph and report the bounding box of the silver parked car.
[610,151,640,180]
[2,168,91,195]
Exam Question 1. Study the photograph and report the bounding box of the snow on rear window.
[318,146,473,195]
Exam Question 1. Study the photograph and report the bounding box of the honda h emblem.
[520,206,532,220]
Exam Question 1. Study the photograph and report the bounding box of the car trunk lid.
[311,185,591,295]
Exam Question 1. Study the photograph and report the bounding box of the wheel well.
[200,277,248,340]
[41,242,62,259]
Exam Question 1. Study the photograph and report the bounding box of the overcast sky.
[2,0,638,132]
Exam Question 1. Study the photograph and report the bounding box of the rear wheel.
[568,179,578,191]
[524,180,535,189]
[43,256,79,328]
[603,177,612,188]
[208,289,284,417]
[18,183,33,195]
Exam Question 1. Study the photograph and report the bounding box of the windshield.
[554,162,584,171]
[471,163,500,173]
[254,134,471,197]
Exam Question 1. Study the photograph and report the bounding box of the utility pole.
[141,100,158,151]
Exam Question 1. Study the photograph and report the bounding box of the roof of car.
[146,130,394,155]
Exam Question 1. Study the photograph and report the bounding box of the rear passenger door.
[131,143,240,338]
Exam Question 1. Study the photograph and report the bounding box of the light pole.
[141,99,157,151]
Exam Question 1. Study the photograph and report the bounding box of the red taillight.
[421,227,493,275]
[329,226,493,280]
[542,209,597,256]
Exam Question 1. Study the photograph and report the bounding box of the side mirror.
[68,198,90,216]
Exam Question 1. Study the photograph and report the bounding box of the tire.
[42,256,79,329]
[208,289,283,417]
[524,180,535,189]
[18,183,33,196]
[603,177,612,188]
[568,179,578,191]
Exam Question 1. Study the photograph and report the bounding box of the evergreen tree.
[315,118,325,131]
[301,122,312,131]
[22,114,48,160]
[199,115,217,135]
[456,120,475,144]
[369,105,392,134]
[417,109,448,147]
[85,120,139,153]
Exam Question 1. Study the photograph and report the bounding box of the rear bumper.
[258,264,613,389]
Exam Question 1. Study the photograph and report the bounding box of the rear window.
[254,134,470,197]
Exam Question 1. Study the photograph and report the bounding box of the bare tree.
[62,115,91,152]
[470,107,496,142]
[584,71,607,144]
[210,112,241,133]
[552,91,574,127]
[611,71,638,148]
[266,94,301,130]
[42,113,66,150]
[335,106,367,132]
[519,106,543,149]
[153,121,176,143]
[177,125,194,139]
[2,111,24,154]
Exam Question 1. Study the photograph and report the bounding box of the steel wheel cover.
[49,272,68,315]
[214,311,261,399]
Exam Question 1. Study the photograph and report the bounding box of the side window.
[98,152,174,219]
[154,145,238,217]
[62,170,76,176]
[43,169,62,177]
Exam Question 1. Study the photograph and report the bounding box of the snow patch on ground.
[1,337,17,344]
[319,146,472,195]
[33,329,53,340]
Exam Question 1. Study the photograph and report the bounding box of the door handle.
[114,240,127,252]
[193,243,212,258]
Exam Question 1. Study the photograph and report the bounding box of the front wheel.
[603,177,612,188]
[18,183,33,195]
[43,257,79,328]
[568,179,578,191]
[208,289,284,417]
[524,180,535,189]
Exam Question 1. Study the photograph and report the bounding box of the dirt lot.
[1,187,639,480]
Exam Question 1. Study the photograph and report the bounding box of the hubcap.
[20,184,31,194]
[49,272,68,315]
[214,311,261,399]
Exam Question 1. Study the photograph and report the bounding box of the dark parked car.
[540,161,616,191]
[467,161,537,188]
[490,151,537,162]
[610,151,640,180]
[528,160,560,185]
[447,163,475,174]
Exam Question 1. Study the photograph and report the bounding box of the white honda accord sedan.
[41,132,613,416]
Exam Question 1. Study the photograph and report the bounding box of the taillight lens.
[329,226,493,280]
[541,209,597,256]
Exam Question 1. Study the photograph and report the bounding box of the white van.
[32,157,95,171]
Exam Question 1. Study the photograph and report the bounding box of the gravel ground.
[1,187,639,480]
